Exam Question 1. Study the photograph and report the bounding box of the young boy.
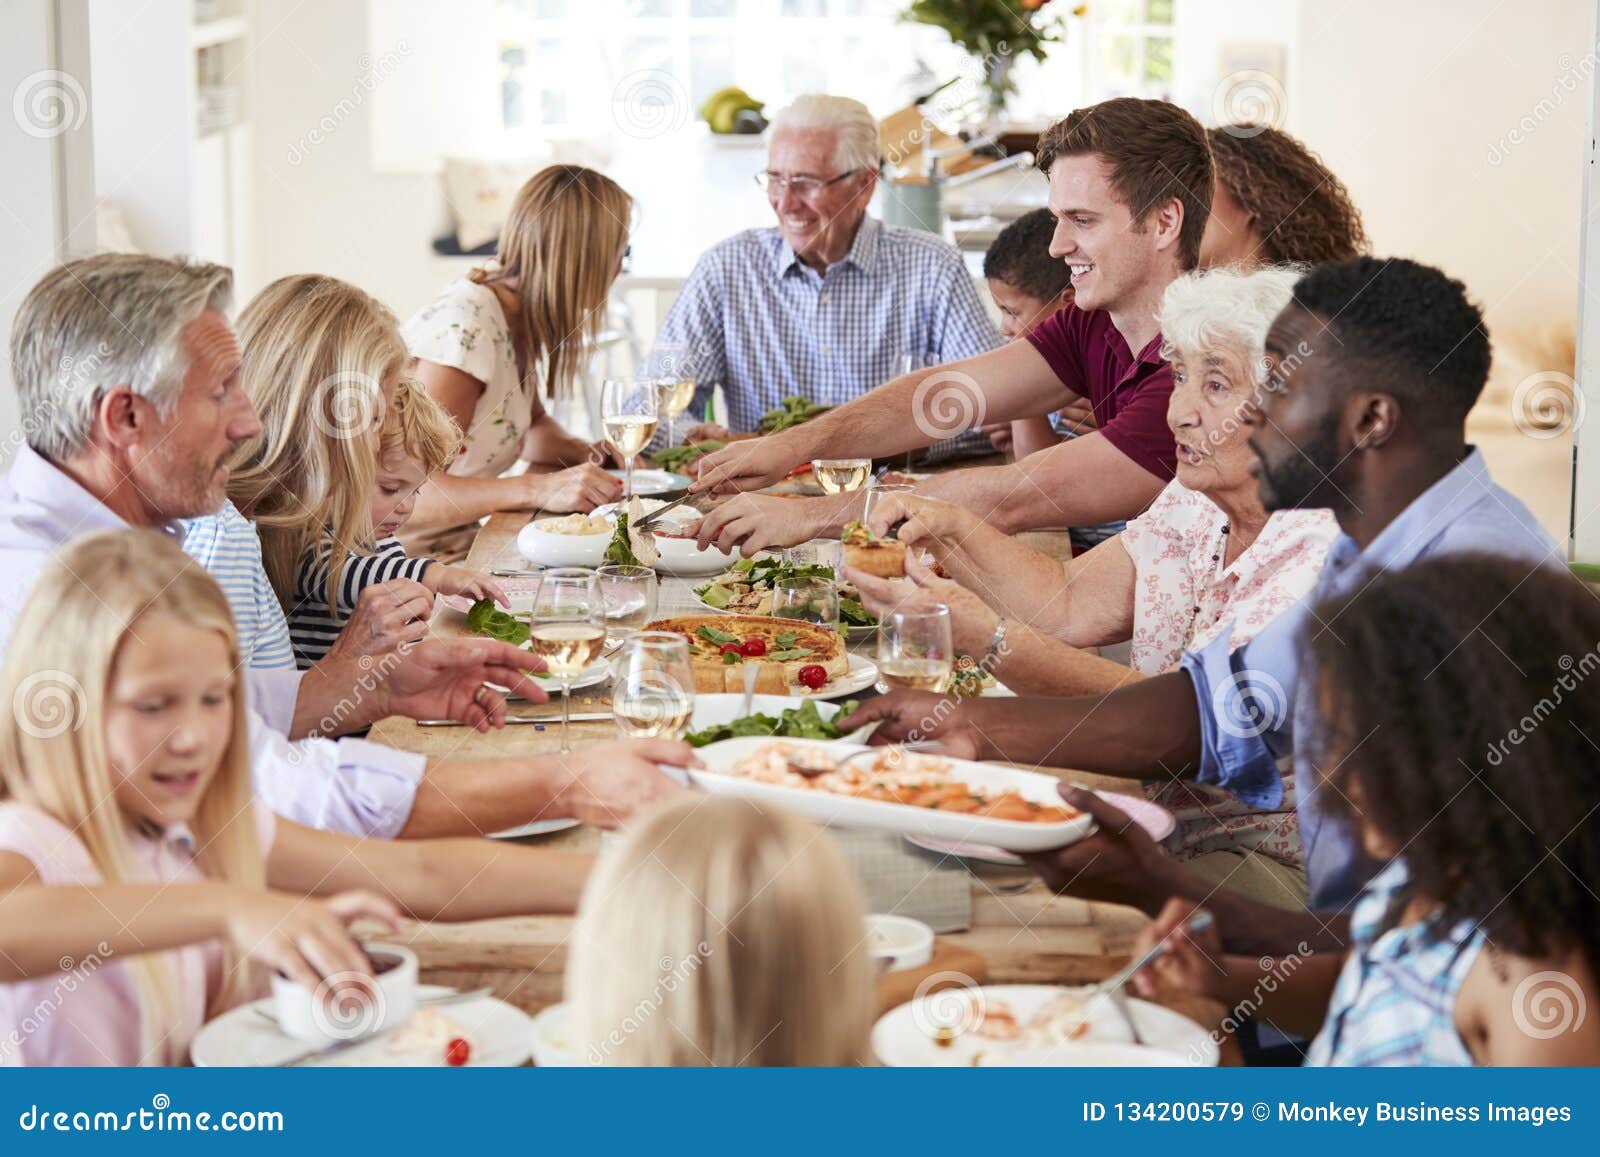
[979,208,1123,552]
[288,378,506,668]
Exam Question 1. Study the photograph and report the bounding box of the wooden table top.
[367,508,1237,1063]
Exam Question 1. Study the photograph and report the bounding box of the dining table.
[368,492,1242,1065]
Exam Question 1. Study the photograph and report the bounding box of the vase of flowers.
[902,0,1080,119]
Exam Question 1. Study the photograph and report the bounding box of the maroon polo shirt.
[1024,303,1176,481]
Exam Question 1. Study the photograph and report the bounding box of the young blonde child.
[288,378,504,666]
[567,795,875,1066]
[0,530,596,1066]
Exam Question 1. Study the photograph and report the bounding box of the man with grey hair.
[652,93,997,451]
[0,254,687,839]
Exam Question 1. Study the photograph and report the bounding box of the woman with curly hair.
[1201,125,1370,268]
[1129,553,1600,1066]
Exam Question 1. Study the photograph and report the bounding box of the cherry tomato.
[719,642,743,656]
[740,638,767,657]
[797,664,827,689]
[445,1037,471,1067]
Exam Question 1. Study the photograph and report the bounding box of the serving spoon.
[784,740,946,779]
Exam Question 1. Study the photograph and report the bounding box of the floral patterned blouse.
[402,278,533,479]
[1118,479,1338,867]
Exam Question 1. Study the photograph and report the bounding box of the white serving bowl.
[650,531,738,576]
[270,943,418,1043]
[865,913,934,973]
[517,518,611,568]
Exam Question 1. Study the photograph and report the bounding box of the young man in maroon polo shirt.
[691,97,1213,555]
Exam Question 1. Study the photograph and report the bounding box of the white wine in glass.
[877,606,954,695]
[654,377,696,450]
[527,621,608,677]
[812,458,872,494]
[528,567,604,753]
[877,656,953,692]
[612,632,695,741]
[602,378,659,499]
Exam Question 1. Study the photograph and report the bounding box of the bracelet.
[979,616,1008,671]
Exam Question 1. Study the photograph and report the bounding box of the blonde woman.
[568,796,874,1066]
[0,530,596,1066]
[404,164,633,548]
[186,274,432,662]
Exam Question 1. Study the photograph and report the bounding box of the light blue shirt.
[1179,449,1561,912]
[0,446,424,838]
[650,215,1001,458]
[181,502,297,670]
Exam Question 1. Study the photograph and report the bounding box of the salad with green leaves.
[684,697,858,747]
[758,395,831,433]
[652,440,723,472]
[695,556,875,627]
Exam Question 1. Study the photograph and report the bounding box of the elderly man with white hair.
[0,254,687,840]
[655,94,998,453]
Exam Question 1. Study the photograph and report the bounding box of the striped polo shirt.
[180,501,296,670]
[288,536,433,668]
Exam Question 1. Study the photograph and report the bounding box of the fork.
[1079,911,1216,1044]
[784,740,945,779]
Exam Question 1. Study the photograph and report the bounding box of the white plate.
[610,468,690,495]
[192,986,533,1067]
[687,736,1094,853]
[489,817,582,841]
[529,1002,582,1066]
[872,983,1218,1067]
[812,653,878,700]
[516,521,611,568]
[905,791,1176,867]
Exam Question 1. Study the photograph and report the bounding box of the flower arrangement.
[901,1,1083,116]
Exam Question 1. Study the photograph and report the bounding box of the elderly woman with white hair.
[655,93,998,456]
[848,266,1338,904]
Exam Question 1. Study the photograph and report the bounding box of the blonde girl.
[568,795,875,1066]
[404,165,636,547]
[0,530,593,1066]
[226,274,407,609]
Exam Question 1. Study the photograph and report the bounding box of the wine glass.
[596,564,658,640]
[526,567,606,753]
[862,481,916,536]
[877,605,954,694]
[602,377,659,500]
[611,632,695,741]
[810,458,872,495]
[783,538,843,574]
[772,575,840,633]
[653,375,696,450]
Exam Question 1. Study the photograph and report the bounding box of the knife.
[416,712,615,727]
[634,492,698,530]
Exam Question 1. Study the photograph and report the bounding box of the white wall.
[1293,0,1588,333]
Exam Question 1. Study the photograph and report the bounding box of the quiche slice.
[648,614,850,694]
[841,520,906,579]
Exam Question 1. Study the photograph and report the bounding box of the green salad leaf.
[695,623,741,646]
[684,698,859,747]
[758,395,832,433]
[604,513,640,567]
[465,598,529,647]
[653,440,724,473]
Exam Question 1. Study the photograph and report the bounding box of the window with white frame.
[1089,0,1177,101]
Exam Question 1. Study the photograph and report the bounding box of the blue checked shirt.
[1306,859,1481,1066]
[648,215,1001,460]
[1178,450,1560,913]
